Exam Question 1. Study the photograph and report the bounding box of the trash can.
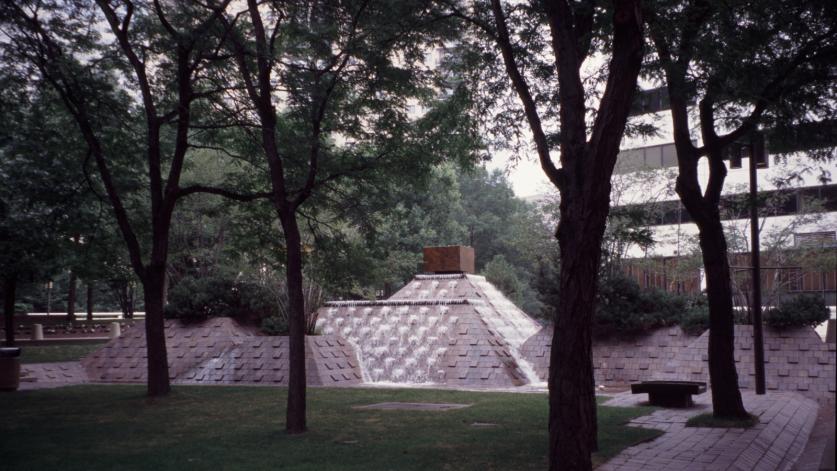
[0,347,22,391]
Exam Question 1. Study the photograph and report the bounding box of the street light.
[749,131,767,395]
[46,281,54,317]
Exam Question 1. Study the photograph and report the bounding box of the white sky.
[485,150,552,198]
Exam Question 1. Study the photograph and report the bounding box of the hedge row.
[594,275,829,337]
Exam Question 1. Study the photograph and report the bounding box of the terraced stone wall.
[81,318,362,387]
[521,325,836,402]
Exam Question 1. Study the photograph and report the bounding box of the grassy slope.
[19,343,106,364]
[0,386,660,470]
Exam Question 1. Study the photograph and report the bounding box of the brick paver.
[601,391,818,471]
[790,402,835,471]
[19,361,89,390]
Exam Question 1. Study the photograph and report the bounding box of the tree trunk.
[126,284,135,319]
[67,270,77,322]
[162,271,169,307]
[697,208,748,418]
[86,283,94,321]
[659,62,749,418]
[3,276,16,346]
[143,266,170,397]
[549,197,607,471]
[281,212,307,434]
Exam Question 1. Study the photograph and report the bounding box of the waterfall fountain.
[318,280,545,387]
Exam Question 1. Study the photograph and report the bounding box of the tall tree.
[443,1,644,469]
[646,0,837,418]
[218,0,474,432]
[0,76,105,344]
[1,1,248,396]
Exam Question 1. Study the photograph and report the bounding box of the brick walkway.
[791,402,835,471]
[19,362,89,390]
[601,391,818,471]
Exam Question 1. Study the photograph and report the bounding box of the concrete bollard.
[31,324,44,341]
[0,347,21,391]
[109,322,122,339]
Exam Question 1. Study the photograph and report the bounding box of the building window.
[794,231,837,248]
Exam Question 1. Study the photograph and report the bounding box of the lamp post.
[46,281,53,317]
[749,132,766,394]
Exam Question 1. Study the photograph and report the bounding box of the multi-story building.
[614,87,837,309]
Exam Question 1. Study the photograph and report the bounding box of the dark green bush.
[14,302,31,314]
[165,275,278,323]
[595,274,712,337]
[764,295,830,329]
[595,275,685,337]
[679,296,709,335]
[261,315,289,335]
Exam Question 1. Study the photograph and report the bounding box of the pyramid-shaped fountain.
[315,246,544,388]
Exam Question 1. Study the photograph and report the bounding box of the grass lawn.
[19,342,106,364]
[0,386,660,470]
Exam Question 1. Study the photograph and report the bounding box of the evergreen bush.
[595,275,682,336]
[595,274,710,336]
[764,295,830,329]
[679,296,710,335]
[165,274,278,323]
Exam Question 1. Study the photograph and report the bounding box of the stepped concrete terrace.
[652,325,836,403]
[315,273,544,388]
[79,317,362,387]
[521,324,836,403]
[520,325,696,386]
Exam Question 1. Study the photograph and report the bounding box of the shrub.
[260,315,289,335]
[595,275,685,337]
[679,296,709,335]
[483,255,524,305]
[764,295,830,329]
[260,278,324,335]
[14,302,31,314]
[165,275,278,323]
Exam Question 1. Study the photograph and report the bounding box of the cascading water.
[469,275,545,386]
[317,274,546,388]
[317,301,466,384]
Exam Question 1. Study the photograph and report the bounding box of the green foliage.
[309,164,554,309]
[595,275,709,337]
[596,275,678,336]
[534,248,561,323]
[164,275,277,323]
[764,295,830,329]
[260,316,289,336]
[260,275,325,336]
[14,302,31,315]
[483,254,524,302]
[679,297,710,335]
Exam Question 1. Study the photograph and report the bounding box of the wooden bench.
[630,380,706,407]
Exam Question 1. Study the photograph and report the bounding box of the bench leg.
[647,392,694,408]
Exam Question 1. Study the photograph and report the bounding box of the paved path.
[601,391,818,471]
[19,362,89,390]
[791,402,835,471]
